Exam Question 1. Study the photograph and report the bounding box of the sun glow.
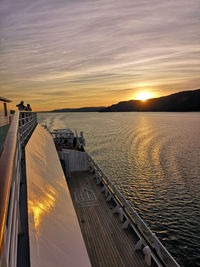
[136,92,153,101]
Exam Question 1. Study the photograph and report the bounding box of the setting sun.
[136,92,153,101]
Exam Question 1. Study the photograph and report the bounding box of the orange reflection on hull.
[28,185,57,233]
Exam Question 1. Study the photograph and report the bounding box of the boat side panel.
[25,124,91,267]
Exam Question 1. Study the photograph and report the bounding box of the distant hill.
[101,89,200,112]
[52,106,105,112]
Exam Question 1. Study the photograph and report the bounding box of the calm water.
[38,112,200,266]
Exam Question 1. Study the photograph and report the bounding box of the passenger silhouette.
[25,104,32,111]
[16,101,25,111]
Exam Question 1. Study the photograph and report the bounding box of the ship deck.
[67,171,147,267]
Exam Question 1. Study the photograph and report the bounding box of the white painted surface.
[25,124,91,267]
[60,149,89,172]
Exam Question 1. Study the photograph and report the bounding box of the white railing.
[0,112,21,267]
[88,154,180,267]
[0,111,37,267]
[18,112,37,146]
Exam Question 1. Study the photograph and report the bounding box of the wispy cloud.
[0,0,200,109]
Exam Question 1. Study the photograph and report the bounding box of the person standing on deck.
[16,101,25,110]
[25,104,32,111]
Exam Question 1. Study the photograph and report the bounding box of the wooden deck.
[67,171,147,267]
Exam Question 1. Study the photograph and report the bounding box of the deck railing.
[88,155,180,267]
[0,111,37,267]
[18,112,37,146]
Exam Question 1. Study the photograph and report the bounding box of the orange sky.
[1,0,200,111]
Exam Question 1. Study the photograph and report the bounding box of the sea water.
[38,112,200,267]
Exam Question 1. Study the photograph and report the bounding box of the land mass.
[52,107,105,112]
[49,89,200,113]
[101,89,200,112]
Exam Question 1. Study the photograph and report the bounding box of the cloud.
[0,0,200,109]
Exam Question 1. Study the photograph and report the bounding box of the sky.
[0,0,200,111]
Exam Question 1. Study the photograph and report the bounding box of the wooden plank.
[67,171,147,267]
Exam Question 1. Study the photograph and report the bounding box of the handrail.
[88,154,180,267]
[0,111,19,255]
[18,111,37,146]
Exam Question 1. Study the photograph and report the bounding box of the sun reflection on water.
[28,185,57,233]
